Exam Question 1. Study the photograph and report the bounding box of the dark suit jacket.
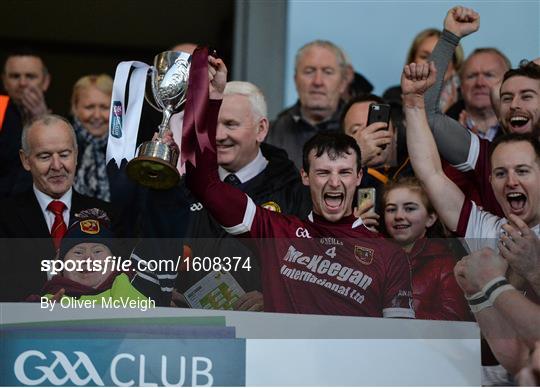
[0,189,111,301]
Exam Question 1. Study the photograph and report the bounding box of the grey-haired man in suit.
[0,114,111,301]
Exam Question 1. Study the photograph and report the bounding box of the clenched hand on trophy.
[208,56,227,100]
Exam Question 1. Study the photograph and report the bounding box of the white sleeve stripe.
[135,272,160,285]
[130,253,143,262]
[222,196,256,235]
[383,307,415,319]
[453,131,479,172]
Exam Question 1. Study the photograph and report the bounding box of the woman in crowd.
[406,28,463,112]
[382,177,470,321]
[384,28,464,113]
[71,74,113,202]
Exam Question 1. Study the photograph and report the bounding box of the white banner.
[106,61,150,167]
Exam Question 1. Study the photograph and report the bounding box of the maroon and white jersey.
[229,203,415,318]
[185,100,414,318]
[452,134,503,216]
[456,199,540,252]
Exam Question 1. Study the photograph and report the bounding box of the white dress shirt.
[218,149,268,184]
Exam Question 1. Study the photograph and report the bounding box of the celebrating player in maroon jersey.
[402,58,540,375]
[173,56,414,318]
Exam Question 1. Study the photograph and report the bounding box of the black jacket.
[0,190,112,301]
[266,101,342,169]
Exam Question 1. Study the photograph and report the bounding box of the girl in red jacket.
[382,177,471,321]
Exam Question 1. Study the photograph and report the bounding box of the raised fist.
[444,6,480,38]
[208,56,227,100]
[401,62,437,97]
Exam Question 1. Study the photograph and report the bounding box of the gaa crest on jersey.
[261,201,281,213]
[80,219,100,234]
[354,245,374,265]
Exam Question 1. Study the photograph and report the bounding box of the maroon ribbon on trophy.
[181,46,213,169]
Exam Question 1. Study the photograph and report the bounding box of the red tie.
[47,200,67,250]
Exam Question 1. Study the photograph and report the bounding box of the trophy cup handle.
[144,67,162,112]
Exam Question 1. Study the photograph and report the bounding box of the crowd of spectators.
[0,5,539,385]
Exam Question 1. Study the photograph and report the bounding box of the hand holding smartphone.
[357,187,376,211]
[367,103,391,150]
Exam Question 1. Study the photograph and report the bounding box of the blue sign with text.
[1,337,246,386]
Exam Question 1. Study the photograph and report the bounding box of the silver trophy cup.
[126,51,191,189]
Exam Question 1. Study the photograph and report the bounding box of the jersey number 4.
[325,247,337,258]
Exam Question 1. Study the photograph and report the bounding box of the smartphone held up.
[367,103,391,150]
